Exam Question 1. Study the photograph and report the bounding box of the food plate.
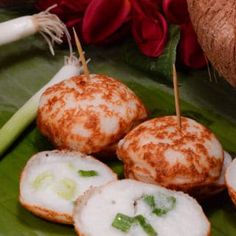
[1,8,236,236]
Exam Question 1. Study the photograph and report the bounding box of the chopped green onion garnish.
[135,215,157,236]
[144,195,156,209]
[112,213,157,236]
[143,193,176,216]
[78,170,98,177]
[112,213,134,232]
[32,171,54,190]
[152,208,168,216]
[55,178,76,200]
[152,195,176,216]
[67,162,76,170]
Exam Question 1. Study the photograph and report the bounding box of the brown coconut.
[187,0,236,87]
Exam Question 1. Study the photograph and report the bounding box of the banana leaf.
[0,8,236,236]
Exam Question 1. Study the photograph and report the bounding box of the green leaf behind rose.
[123,25,180,81]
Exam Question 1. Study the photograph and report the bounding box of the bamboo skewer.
[173,64,181,130]
[73,28,90,79]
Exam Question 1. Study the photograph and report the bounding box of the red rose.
[36,0,131,44]
[82,0,131,44]
[131,0,168,57]
[179,22,207,69]
[156,0,163,8]
[162,0,206,68]
[36,0,206,69]
[162,0,190,24]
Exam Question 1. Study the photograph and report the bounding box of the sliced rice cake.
[19,150,117,224]
[74,179,210,236]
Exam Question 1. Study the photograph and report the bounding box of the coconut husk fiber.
[187,0,236,87]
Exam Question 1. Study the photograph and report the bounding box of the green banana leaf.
[0,8,236,236]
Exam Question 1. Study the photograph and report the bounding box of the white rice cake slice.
[225,154,236,206]
[74,179,210,236]
[19,150,117,224]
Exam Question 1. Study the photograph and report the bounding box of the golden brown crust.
[74,228,84,236]
[204,217,212,236]
[193,151,232,199]
[117,116,224,192]
[75,226,211,236]
[37,74,147,156]
[226,185,236,206]
[225,158,236,206]
[19,199,73,224]
[207,229,212,236]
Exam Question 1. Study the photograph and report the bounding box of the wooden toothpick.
[73,28,90,79]
[173,64,181,130]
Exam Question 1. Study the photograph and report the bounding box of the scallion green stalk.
[112,213,157,236]
[0,55,82,156]
[55,178,76,200]
[143,195,156,209]
[78,170,98,177]
[112,213,134,232]
[32,170,54,189]
[143,193,176,216]
[135,215,157,236]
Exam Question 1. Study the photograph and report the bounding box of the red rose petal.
[179,23,206,68]
[131,0,168,57]
[82,0,131,44]
[162,0,189,24]
[60,0,91,14]
[36,0,91,24]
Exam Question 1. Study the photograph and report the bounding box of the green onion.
[143,195,156,209]
[32,171,54,190]
[135,215,157,236]
[112,194,175,235]
[112,213,157,236]
[152,208,168,216]
[0,56,82,157]
[143,193,176,216]
[67,162,75,170]
[78,170,98,177]
[112,213,134,232]
[54,178,76,200]
[152,195,176,216]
